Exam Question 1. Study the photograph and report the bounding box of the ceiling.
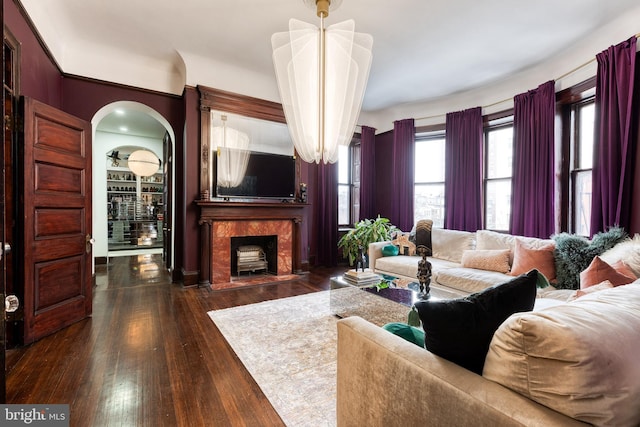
[19,0,640,136]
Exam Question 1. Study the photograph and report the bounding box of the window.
[338,143,360,226]
[414,132,445,227]
[484,120,513,231]
[571,100,595,236]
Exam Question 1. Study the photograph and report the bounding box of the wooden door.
[162,131,172,270]
[19,96,92,344]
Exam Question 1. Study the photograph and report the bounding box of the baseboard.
[95,256,108,265]
[181,268,200,287]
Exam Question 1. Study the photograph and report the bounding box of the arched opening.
[91,101,176,272]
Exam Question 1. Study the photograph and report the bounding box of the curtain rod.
[415,33,640,122]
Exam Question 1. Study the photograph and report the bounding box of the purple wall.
[5,0,62,106]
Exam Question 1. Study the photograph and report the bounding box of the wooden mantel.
[196,201,306,287]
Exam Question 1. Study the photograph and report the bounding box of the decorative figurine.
[355,245,367,272]
[416,245,432,299]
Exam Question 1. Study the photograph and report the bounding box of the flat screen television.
[215,147,296,200]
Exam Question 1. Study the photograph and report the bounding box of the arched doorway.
[91,101,175,272]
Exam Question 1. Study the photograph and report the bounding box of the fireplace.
[231,235,277,276]
[196,201,305,289]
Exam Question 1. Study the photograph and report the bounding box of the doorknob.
[86,234,95,254]
[5,294,20,321]
[0,242,10,261]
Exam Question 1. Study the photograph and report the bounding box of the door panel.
[20,96,92,344]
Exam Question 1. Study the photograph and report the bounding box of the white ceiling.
[19,0,640,135]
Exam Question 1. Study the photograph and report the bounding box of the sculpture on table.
[416,245,432,299]
[355,245,367,272]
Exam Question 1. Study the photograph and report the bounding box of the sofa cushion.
[460,249,510,273]
[435,267,512,294]
[431,228,475,263]
[414,270,537,375]
[600,234,640,277]
[579,256,636,288]
[476,230,553,265]
[483,283,640,426]
[509,239,556,282]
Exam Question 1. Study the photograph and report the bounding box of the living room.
[3,0,640,425]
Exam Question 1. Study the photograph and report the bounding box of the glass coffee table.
[330,274,461,327]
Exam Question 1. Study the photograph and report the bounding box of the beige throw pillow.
[483,283,640,426]
[460,249,510,273]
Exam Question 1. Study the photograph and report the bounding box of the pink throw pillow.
[509,239,556,282]
[568,280,614,301]
[579,256,636,289]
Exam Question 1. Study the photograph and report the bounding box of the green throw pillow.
[553,227,627,289]
[381,244,399,257]
[382,322,425,347]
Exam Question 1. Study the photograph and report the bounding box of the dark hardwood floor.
[6,254,347,426]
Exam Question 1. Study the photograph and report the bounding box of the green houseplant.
[338,216,399,267]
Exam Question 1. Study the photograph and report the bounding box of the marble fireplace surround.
[197,202,305,289]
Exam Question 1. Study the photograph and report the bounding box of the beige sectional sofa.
[339,229,640,426]
[369,228,556,296]
[337,282,640,426]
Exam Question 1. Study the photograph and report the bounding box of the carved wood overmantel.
[197,85,289,199]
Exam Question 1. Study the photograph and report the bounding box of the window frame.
[482,114,514,232]
[413,130,446,228]
[337,137,360,227]
[569,97,596,236]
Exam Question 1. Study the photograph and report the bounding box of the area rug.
[208,291,338,427]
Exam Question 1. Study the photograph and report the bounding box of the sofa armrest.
[336,317,587,427]
[368,241,390,272]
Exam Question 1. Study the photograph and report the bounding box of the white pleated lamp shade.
[272,17,372,164]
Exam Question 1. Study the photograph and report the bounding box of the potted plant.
[338,216,398,267]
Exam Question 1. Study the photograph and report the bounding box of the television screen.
[215,148,296,200]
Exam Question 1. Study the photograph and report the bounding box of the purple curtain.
[444,107,483,232]
[591,37,637,235]
[359,126,376,220]
[510,80,556,238]
[314,161,338,267]
[391,119,415,231]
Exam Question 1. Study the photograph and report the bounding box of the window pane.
[415,138,445,183]
[579,103,595,169]
[485,180,511,231]
[338,184,350,225]
[338,145,349,183]
[414,184,444,228]
[487,127,513,179]
[574,171,592,236]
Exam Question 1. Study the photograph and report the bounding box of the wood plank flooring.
[6,254,347,426]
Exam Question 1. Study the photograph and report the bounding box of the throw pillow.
[382,322,425,347]
[381,244,399,257]
[431,228,475,263]
[460,249,510,273]
[414,270,537,375]
[600,234,640,277]
[509,239,556,282]
[579,256,636,289]
[567,280,614,301]
[553,226,628,289]
[415,219,433,256]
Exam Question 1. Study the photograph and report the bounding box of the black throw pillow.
[414,269,538,375]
